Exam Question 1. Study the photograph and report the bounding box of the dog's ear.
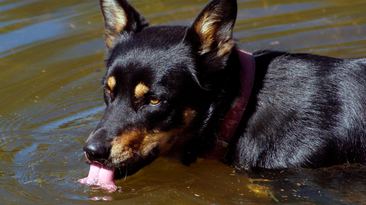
[191,0,237,58]
[99,0,149,49]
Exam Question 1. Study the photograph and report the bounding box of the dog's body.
[234,51,366,168]
[79,0,366,190]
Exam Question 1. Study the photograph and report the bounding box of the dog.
[78,0,366,191]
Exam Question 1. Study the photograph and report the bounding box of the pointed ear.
[99,0,149,49]
[191,0,237,58]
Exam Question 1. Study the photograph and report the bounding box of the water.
[0,0,366,204]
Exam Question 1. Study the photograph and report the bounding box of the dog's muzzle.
[83,129,111,163]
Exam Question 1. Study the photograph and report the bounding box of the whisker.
[177,27,189,47]
[123,166,128,183]
[133,151,144,159]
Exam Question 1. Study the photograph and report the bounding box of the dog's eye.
[149,96,160,105]
[105,87,111,95]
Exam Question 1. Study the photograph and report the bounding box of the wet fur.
[83,0,366,179]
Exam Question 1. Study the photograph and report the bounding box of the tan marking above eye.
[134,83,149,98]
[107,76,116,93]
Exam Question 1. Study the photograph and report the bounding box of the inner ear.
[100,0,149,49]
[191,0,237,57]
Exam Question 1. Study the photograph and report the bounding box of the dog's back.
[233,51,366,168]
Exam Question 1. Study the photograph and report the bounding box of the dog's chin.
[113,164,141,179]
[80,151,158,187]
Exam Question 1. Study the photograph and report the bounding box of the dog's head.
[83,0,238,178]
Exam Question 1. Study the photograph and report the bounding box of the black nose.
[83,129,111,161]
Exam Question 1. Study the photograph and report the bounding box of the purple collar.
[202,49,255,161]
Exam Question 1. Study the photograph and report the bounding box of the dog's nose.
[83,130,111,161]
[84,141,110,160]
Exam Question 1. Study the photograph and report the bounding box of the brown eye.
[150,96,160,105]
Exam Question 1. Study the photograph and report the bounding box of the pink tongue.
[78,164,117,192]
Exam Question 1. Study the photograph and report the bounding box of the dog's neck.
[202,49,255,161]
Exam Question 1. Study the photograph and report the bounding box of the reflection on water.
[0,0,366,204]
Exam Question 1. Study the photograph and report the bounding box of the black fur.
[232,51,366,168]
[83,0,366,179]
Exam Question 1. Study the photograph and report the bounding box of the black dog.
[79,0,366,191]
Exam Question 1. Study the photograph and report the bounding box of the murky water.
[1,0,366,204]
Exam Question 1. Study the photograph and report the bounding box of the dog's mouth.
[78,164,117,192]
[78,128,173,192]
[78,108,194,191]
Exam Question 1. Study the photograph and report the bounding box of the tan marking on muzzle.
[140,130,177,156]
[110,130,143,164]
[110,129,178,164]
[134,83,149,98]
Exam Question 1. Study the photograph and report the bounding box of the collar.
[202,49,255,161]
